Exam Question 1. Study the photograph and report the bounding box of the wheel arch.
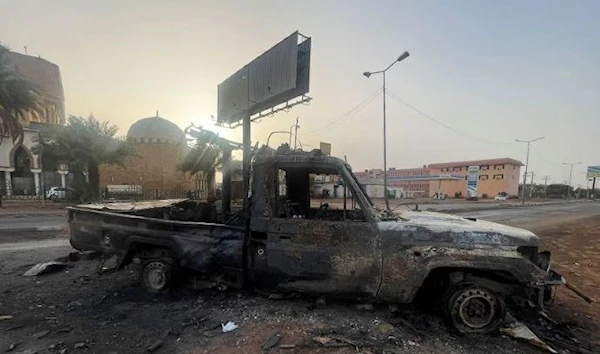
[412,262,527,302]
[120,236,180,267]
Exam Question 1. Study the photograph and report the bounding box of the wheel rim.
[452,288,499,330]
[144,261,168,290]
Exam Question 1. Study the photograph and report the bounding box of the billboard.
[587,166,600,179]
[467,166,479,198]
[217,32,311,126]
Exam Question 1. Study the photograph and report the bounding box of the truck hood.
[378,210,539,247]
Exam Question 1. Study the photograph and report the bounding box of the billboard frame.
[216,31,312,129]
[587,166,600,179]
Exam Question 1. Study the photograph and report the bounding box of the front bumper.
[536,269,564,308]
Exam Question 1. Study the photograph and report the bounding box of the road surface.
[452,201,600,225]
[0,215,66,231]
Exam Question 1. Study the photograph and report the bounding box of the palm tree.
[38,115,134,201]
[0,44,41,144]
[179,143,222,190]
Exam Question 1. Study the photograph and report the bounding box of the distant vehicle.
[46,187,67,201]
[494,195,508,201]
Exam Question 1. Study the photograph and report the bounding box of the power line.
[530,146,562,166]
[385,90,513,146]
[303,88,382,136]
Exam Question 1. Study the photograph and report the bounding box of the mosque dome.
[127,115,185,144]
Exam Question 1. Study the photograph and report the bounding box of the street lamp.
[364,51,410,210]
[515,136,544,204]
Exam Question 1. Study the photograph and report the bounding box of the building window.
[493,174,504,180]
[494,164,505,170]
[464,176,468,180]
[453,167,461,172]
[481,165,489,171]
[479,175,489,180]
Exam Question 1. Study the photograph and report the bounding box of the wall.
[99,142,194,192]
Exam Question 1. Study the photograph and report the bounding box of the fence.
[103,186,210,201]
[0,172,73,201]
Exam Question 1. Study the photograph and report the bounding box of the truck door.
[248,165,382,299]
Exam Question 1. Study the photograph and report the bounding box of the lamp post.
[515,136,544,205]
[364,51,410,210]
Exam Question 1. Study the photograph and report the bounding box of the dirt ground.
[1,214,599,354]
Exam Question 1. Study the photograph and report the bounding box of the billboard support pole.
[242,112,251,220]
[221,147,232,220]
[593,178,596,199]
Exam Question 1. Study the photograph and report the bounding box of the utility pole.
[529,172,535,198]
[563,161,582,200]
[293,117,299,150]
[289,118,300,149]
[542,176,550,200]
[516,136,544,205]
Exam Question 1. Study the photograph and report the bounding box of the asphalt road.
[0,200,597,238]
[0,215,66,231]
[452,201,600,225]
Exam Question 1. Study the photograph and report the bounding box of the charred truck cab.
[68,144,563,333]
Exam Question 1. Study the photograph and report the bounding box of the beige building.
[1,51,66,197]
[355,157,523,199]
[428,158,523,198]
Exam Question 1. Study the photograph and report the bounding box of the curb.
[0,226,66,233]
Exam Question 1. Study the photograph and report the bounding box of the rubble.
[261,332,282,350]
[32,330,50,339]
[221,321,238,332]
[146,339,164,352]
[500,321,557,353]
[23,261,67,277]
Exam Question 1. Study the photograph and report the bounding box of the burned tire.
[140,258,176,293]
[444,284,505,334]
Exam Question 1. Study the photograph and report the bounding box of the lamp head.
[397,51,410,62]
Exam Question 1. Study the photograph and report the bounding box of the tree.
[38,115,134,201]
[0,44,42,143]
[179,142,222,190]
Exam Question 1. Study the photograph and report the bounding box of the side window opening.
[275,167,364,222]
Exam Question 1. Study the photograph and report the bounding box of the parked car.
[494,194,508,201]
[46,186,67,201]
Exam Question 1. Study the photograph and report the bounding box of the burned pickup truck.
[68,145,563,333]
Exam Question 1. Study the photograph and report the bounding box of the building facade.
[99,115,198,198]
[355,157,522,199]
[428,158,522,198]
[0,51,67,197]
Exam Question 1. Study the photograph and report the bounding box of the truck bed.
[67,199,245,279]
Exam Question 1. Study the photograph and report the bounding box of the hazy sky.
[3,0,599,186]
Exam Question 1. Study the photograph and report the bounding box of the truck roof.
[255,144,347,168]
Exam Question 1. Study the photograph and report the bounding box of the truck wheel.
[444,284,505,334]
[141,258,176,292]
